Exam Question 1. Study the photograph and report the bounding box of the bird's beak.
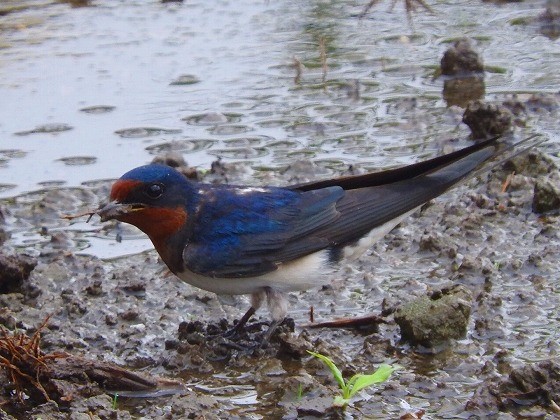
[97,201,145,222]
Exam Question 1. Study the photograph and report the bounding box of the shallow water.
[2,0,558,262]
[1,0,557,198]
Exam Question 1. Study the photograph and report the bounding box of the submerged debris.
[358,0,434,20]
[169,74,200,85]
[14,124,74,136]
[539,0,560,39]
[79,105,116,114]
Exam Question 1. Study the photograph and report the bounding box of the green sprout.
[111,393,118,410]
[296,383,304,401]
[307,350,399,407]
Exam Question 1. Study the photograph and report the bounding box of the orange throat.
[118,206,187,264]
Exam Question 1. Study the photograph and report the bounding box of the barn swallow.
[96,135,534,339]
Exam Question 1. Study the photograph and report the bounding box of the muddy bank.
[1,143,559,418]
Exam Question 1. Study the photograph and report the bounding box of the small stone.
[532,178,560,213]
[0,252,37,294]
[85,280,103,296]
[462,100,512,139]
[394,284,473,347]
[440,38,484,76]
[119,309,139,321]
[105,314,118,326]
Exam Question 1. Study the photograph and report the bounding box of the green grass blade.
[307,350,346,390]
[344,373,362,399]
[347,364,399,399]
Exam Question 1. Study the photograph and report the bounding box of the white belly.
[175,208,419,296]
[176,250,332,295]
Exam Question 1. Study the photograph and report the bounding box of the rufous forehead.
[110,179,143,202]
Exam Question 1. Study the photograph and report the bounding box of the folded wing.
[183,138,501,278]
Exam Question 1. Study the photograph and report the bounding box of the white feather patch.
[342,207,419,260]
[176,250,332,295]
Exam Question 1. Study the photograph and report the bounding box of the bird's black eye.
[145,183,164,199]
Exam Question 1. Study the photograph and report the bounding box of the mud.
[1,145,560,418]
[394,284,473,347]
[1,0,559,418]
[462,101,513,138]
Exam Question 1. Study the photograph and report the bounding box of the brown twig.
[501,171,515,193]
[0,315,65,402]
[304,313,387,330]
[61,210,96,222]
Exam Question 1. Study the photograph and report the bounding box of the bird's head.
[98,164,195,244]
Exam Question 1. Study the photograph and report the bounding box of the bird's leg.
[223,288,289,347]
[259,288,288,347]
[260,319,283,346]
[223,306,256,338]
[223,290,265,338]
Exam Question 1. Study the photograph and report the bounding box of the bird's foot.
[177,316,295,358]
[218,317,295,355]
[220,306,257,339]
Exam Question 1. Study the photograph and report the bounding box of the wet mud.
[1,144,560,418]
[1,0,559,418]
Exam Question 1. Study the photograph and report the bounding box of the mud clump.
[533,178,560,213]
[439,38,486,107]
[394,285,473,347]
[503,148,558,177]
[468,360,560,416]
[440,38,484,76]
[0,251,37,295]
[500,149,560,213]
[462,100,512,139]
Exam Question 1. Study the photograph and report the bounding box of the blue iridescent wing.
[182,185,344,277]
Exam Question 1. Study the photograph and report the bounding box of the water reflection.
[539,0,560,40]
[443,77,486,108]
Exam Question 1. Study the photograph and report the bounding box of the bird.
[96,135,536,340]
